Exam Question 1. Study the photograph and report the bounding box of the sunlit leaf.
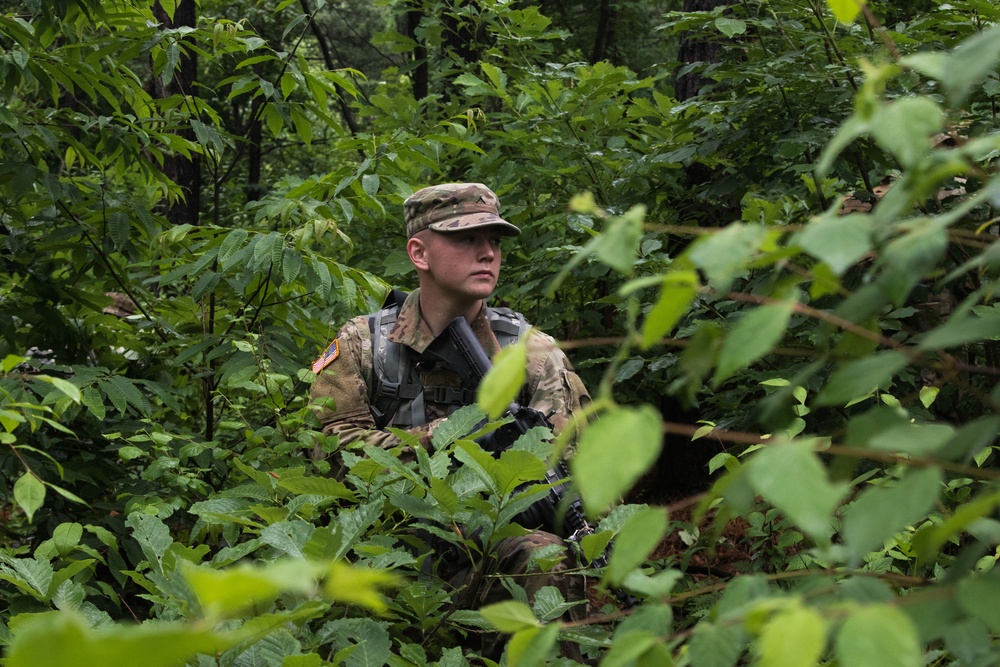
[746,440,847,541]
[835,605,921,667]
[827,0,863,24]
[713,300,794,386]
[479,337,527,420]
[572,406,663,517]
[759,605,827,667]
[606,507,669,586]
[841,468,942,561]
[13,473,45,523]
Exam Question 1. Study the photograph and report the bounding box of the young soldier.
[310,182,593,660]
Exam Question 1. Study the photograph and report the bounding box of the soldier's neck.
[417,292,484,337]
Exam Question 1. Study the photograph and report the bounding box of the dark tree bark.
[399,1,429,101]
[675,0,726,101]
[300,0,361,135]
[590,0,616,64]
[152,0,200,226]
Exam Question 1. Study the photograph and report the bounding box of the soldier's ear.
[407,236,430,271]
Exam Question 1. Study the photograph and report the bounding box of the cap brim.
[427,213,521,236]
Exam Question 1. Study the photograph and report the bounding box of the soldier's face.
[409,228,503,302]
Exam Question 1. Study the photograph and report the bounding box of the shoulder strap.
[486,306,529,347]
[368,291,425,428]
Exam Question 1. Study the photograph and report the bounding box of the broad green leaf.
[917,310,1000,350]
[688,621,745,667]
[746,441,847,541]
[715,17,746,37]
[184,560,315,619]
[957,574,1000,633]
[36,375,81,403]
[606,507,669,586]
[912,489,1000,562]
[595,205,645,274]
[323,561,398,612]
[867,422,954,456]
[261,520,315,559]
[495,449,547,496]
[0,556,53,599]
[827,0,863,23]
[479,337,527,420]
[758,605,827,667]
[571,405,663,517]
[640,270,699,348]
[480,600,541,633]
[14,473,45,523]
[795,212,872,275]
[841,468,942,562]
[713,300,794,386]
[815,350,909,406]
[218,228,249,266]
[596,630,658,667]
[276,475,356,501]
[5,611,237,667]
[835,605,921,667]
[939,26,1000,106]
[506,623,560,667]
[126,513,173,575]
[687,223,767,292]
[871,97,944,168]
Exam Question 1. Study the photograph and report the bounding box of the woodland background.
[3,0,1000,665]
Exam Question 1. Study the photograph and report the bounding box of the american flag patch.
[311,339,340,373]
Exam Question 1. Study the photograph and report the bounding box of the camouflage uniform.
[309,183,594,662]
[310,289,591,458]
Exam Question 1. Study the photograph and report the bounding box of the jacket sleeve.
[521,329,591,439]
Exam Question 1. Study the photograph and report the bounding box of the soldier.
[310,182,594,661]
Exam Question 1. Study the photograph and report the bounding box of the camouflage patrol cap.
[404,182,520,238]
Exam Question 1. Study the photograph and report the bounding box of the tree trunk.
[675,0,726,101]
[152,0,200,226]
[590,0,615,64]
[399,1,429,101]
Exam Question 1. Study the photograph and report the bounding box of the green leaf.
[506,623,560,667]
[185,560,316,619]
[595,205,645,274]
[715,17,746,37]
[871,97,944,168]
[841,468,942,562]
[323,561,398,612]
[126,513,173,574]
[640,270,699,348]
[572,405,663,517]
[480,600,541,633]
[939,26,1000,106]
[713,300,794,386]
[13,473,45,523]
[5,611,238,667]
[795,212,873,275]
[261,520,315,559]
[606,507,669,586]
[687,223,768,292]
[917,310,1000,350]
[218,228,249,266]
[867,422,954,456]
[957,574,1000,633]
[815,350,909,406]
[759,605,827,667]
[835,604,922,667]
[745,440,847,541]
[688,621,745,667]
[827,0,863,23]
[36,375,81,403]
[276,475,356,501]
[478,337,527,420]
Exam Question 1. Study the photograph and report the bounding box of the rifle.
[421,317,597,554]
[423,317,638,607]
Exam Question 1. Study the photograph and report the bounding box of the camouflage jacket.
[310,289,590,458]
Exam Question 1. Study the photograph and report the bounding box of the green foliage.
[3,0,1000,665]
